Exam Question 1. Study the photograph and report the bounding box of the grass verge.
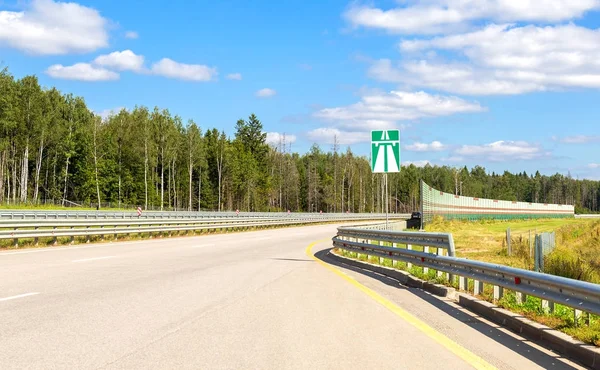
[424,217,600,283]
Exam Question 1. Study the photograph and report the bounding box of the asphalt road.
[0,224,586,369]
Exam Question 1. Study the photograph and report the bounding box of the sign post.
[371,130,401,229]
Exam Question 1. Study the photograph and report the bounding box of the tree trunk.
[160,146,164,211]
[93,124,101,209]
[20,141,29,202]
[12,143,17,204]
[217,147,223,212]
[6,161,10,204]
[341,174,344,213]
[198,166,201,212]
[0,150,5,203]
[118,142,122,209]
[33,134,44,203]
[172,157,177,210]
[167,160,171,210]
[62,156,70,206]
[52,150,57,201]
[144,140,148,210]
[188,151,193,212]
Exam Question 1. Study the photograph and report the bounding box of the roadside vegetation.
[335,216,600,346]
[425,216,600,283]
[2,67,600,215]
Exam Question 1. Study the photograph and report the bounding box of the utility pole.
[454,167,459,195]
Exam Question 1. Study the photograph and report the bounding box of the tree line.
[0,68,599,213]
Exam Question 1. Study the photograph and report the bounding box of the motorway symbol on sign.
[371,130,400,173]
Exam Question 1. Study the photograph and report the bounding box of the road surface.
[0,224,585,369]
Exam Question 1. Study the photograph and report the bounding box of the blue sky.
[1,0,599,180]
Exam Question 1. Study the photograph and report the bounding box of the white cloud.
[559,135,600,144]
[374,24,600,95]
[455,141,549,161]
[589,163,600,169]
[441,156,465,163]
[369,59,542,95]
[405,141,446,152]
[344,1,600,35]
[46,63,119,81]
[94,50,144,72]
[0,0,108,55]
[403,160,431,167]
[125,31,138,39]
[151,58,217,81]
[97,107,125,120]
[256,88,277,98]
[266,132,297,146]
[226,73,242,80]
[315,90,485,133]
[307,128,369,145]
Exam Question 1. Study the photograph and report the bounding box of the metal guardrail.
[0,213,409,247]
[338,226,456,256]
[0,210,411,220]
[575,214,600,218]
[333,226,600,319]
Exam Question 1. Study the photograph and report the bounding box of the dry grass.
[424,217,600,272]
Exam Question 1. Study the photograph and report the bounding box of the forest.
[1,68,599,213]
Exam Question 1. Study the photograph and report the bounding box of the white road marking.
[72,256,116,263]
[0,292,40,302]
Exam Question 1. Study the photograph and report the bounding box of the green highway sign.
[371,130,400,173]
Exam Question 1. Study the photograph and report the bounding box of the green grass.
[424,217,600,275]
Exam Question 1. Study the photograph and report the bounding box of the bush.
[544,248,599,283]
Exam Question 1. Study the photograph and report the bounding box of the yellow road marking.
[306,241,497,370]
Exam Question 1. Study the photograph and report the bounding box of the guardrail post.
[70,227,74,244]
[493,285,504,301]
[516,292,527,304]
[574,309,582,327]
[473,280,483,296]
[392,242,397,267]
[423,246,429,274]
[541,300,555,314]
[459,276,467,291]
[407,244,413,269]
[53,226,57,245]
[34,227,39,246]
[584,312,591,326]
[436,248,443,279]
[100,226,105,241]
[13,227,18,248]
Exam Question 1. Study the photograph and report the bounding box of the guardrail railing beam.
[333,225,600,319]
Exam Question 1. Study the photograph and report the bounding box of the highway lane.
[0,224,585,369]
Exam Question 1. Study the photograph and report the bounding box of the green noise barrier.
[420,180,574,226]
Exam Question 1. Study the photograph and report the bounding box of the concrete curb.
[325,250,600,370]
